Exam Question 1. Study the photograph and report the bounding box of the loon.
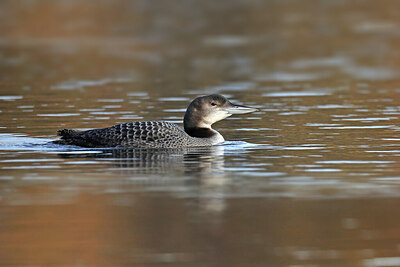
[54,94,257,148]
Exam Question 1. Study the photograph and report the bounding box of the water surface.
[1,0,400,265]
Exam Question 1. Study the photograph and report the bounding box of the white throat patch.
[199,110,231,128]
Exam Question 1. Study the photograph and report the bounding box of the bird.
[54,94,258,148]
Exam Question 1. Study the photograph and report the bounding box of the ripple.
[102,105,122,109]
[0,134,54,151]
[158,97,189,101]
[319,125,394,129]
[203,35,250,47]
[344,65,398,80]
[127,92,148,97]
[37,113,81,117]
[305,123,342,127]
[205,82,256,92]
[79,108,104,112]
[51,77,134,90]
[372,177,400,181]
[0,95,23,101]
[303,168,341,172]
[3,165,60,169]
[278,112,305,115]
[97,99,124,103]
[90,111,119,115]
[316,160,395,164]
[236,128,278,131]
[255,72,327,82]
[52,150,104,154]
[0,159,62,163]
[365,150,400,153]
[118,115,143,120]
[237,171,286,177]
[17,105,34,109]
[291,56,351,68]
[364,256,400,267]
[339,117,395,121]
[312,104,357,109]
[353,21,398,33]
[263,91,331,97]
[64,161,100,164]
[163,108,186,112]
[223,167,265,171]
[222,141,262,148]
[283,146,326,150]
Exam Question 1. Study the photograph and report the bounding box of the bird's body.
[56,121,223,148]
[54,94,257,148]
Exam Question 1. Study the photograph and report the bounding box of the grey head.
[184,94,258,138]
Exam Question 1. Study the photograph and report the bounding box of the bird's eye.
[211,102,217,106]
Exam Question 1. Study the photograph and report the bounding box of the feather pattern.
[55,121,218,148]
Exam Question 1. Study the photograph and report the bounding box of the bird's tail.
[53,129,82,145]
[57,129,80,138]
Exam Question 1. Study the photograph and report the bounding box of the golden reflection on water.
[1,0,400,265]
[1,190,400,265]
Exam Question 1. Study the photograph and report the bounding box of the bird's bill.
[223,103,258,114]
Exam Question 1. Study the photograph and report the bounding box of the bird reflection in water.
[58,145,229,220]
[59,145,223,174]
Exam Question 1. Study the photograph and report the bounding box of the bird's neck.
[184,126,216,138]
[184,111,223,143]
[184,112,215,138]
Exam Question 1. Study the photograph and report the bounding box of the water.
[1,0,400,265]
